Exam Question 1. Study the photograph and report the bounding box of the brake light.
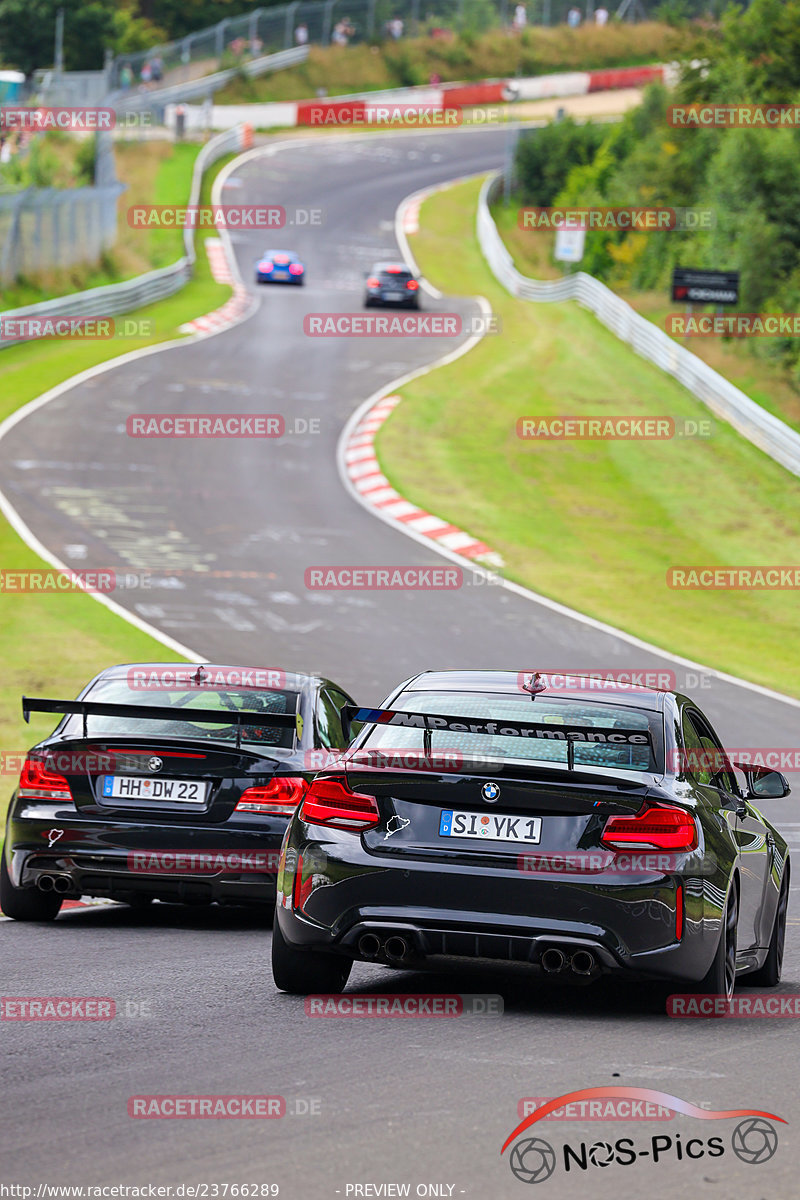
[601,805,698,851]
[235,776,307,814]
[289,263,303,275]
[18,757,73,802]
[259,260,273,271]
[299,776,379,831]
[406,279,419,290]
[366,276,380,288]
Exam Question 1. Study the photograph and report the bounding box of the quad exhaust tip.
[358,933,382,959]
[540,946,598,976]
[37,875,72,894]
[356,933,411,962]
[384,936,409,961]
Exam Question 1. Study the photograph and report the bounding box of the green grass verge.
[216,23,694,104]
[0,151,239,827]
[375,176,800,699]
[493,197,800,437]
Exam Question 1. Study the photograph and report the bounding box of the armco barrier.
[0,125,250,350]
[477,172,800,480]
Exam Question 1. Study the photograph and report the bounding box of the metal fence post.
[322,0,336,44]
[285,2,300,48]
[366,0,377,40]
[215,19,228,58]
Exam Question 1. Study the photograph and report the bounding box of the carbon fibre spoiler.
[22,697,300,750]
[343,704,652,770]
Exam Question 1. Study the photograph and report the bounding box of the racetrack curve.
[2,127,799,1197]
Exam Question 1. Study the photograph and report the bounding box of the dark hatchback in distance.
[1,663,356,921]
[364,262,421,309]
[273,670,790,1002]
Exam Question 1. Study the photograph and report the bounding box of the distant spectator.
[150,55,163,82]
[388,16,404,39]
[140,61,152,84]
[250,36,263,56]
[0,137,10,164]
[567,6,581,26]
[429,72,441,86]
[512,3,527,32]
[332,21,348,44]
[119,63,133,89]
[229,37,246,58]
[594,5,609,23]
[295,22,309,45]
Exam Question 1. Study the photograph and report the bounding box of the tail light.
[259,260,273,272]
[406,279,419,290]
[601,805,698,851]
[289,263,304,275]
[675,883,684,940]
[366,276,380,288]
[235,776,307,814]
[18,757,73,802]
[299,775,379,831]
[293,851,314,911]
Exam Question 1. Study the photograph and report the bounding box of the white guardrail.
[477,172,800,480]
[0,124,250,349]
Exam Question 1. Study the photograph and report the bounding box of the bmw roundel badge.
[481,782,500,803]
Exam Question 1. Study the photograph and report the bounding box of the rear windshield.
[379,270,412,284]
[63,679,298,750]
[360,692,658,773]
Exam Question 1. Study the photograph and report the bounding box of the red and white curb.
[179,237,253,336]
[402,200,421,236]
[343,393,504,568]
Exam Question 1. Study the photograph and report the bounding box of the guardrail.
[477,173,800,480]
[0,124,250,350]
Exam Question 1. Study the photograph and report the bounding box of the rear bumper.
[5,804,284,904]
[276,832,727,983]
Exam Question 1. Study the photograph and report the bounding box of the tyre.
[748,867,789,987]
[699,880,738,998]
[271,914,352,994]
[0,852,63,921]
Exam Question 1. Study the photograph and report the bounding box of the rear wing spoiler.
[343,705,652,770]
[23,697,300,750]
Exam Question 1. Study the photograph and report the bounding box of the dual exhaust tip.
[541,947,597,976]
[37,874,72,894]
[358,932,411,962]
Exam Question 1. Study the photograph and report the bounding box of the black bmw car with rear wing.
[272,670,790,1003]
[1,663,356,921]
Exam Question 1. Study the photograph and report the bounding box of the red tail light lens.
[299,776,380,831]
[259,260,273,271]
[289,263,304,275]
[18,757,73,802]
[366,276,380,288]
[235,776,308,814]
[601,805,698,851]
[406,279,419,290]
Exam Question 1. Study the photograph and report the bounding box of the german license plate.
[439,810,542,843]
[101,776,208,804]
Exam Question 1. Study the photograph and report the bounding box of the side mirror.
[734,762,791,799]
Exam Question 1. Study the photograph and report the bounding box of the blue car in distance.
[255,249,305,285]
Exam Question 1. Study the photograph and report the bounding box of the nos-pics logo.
[501,1087,784,1184]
